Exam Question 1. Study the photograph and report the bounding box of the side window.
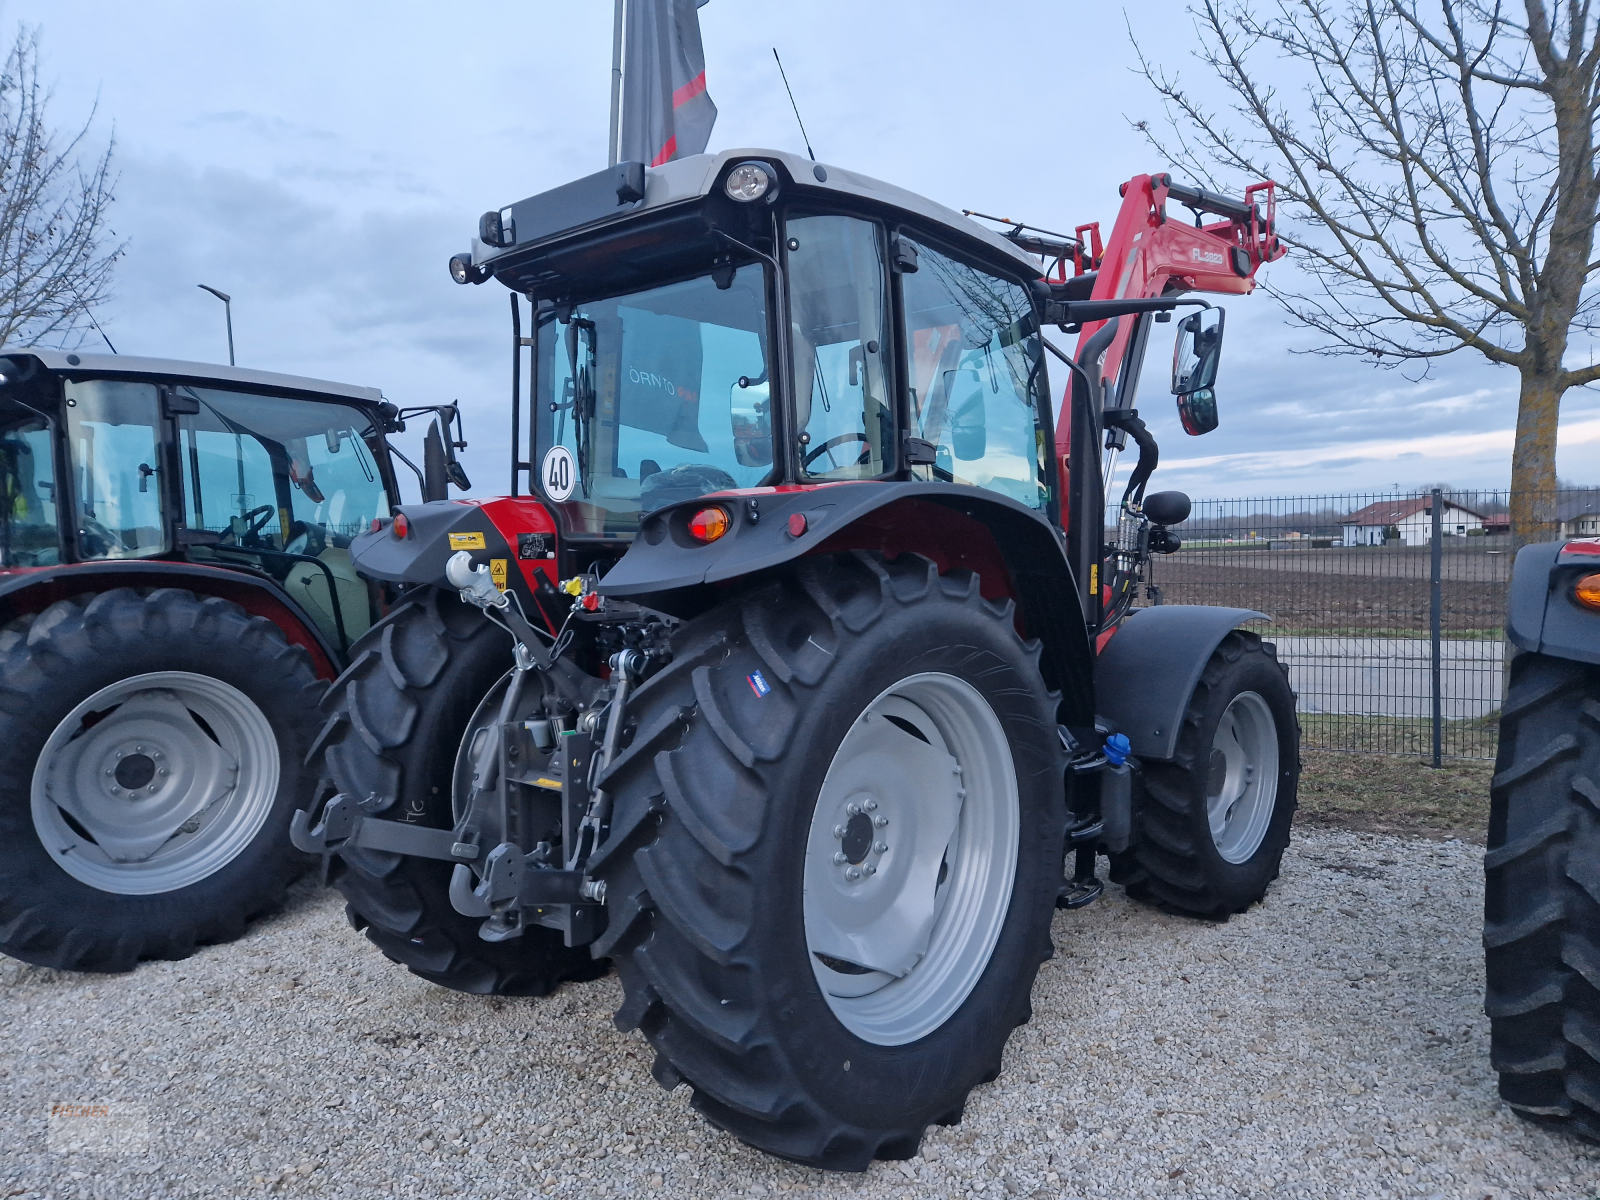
[786,215,893,479]
[63,379,166,560]
[0,415,58,566]
[899,238,1047,508]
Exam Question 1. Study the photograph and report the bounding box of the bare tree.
[0,24,121,351]
[1136,1,1600,542]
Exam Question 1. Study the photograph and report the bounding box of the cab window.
[0,408,58,566]
[898,237,1048,508]
[63,379,166,559]
[787,214,893,480]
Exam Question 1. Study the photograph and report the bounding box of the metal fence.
[1128,488,1599,761]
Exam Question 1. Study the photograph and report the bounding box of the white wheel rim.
[1205,690,1279,864]
[803,672,1019,1046]
[30,671,279,895]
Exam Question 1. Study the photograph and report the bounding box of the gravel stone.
[3,828,1598,1198]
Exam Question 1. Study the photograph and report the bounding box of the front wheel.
[1111,629,1300,917]
[591,553,1064,1169]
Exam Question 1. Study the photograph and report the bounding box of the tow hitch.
[293,551,658,948]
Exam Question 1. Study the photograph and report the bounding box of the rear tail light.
[392,512,410,539]
[688,507,730,543]
[1576,573,1600,612]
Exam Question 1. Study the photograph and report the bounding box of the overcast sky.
[15,0,1599,499]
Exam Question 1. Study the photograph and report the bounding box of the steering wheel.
[802,432,871,472]
[77,514,128,558]
[232,504,277,544]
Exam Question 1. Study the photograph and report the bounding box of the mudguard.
[0,558,342,677]
[350,497,561,602]
[598,481,1098,734]
[1094,604,1270,761]
[1506,540,1600,666]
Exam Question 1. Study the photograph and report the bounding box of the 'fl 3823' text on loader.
[294,149,1295,1169]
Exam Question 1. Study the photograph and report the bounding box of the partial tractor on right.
[1488,537,1600,1139]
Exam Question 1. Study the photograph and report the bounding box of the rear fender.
[599,483,1096,731]
[1507,540,1600,666]
[0,560,341,678]
[1094,604,1270,761]
[350,497,561,612]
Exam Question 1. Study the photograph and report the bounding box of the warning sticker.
[490,559,508,590]
[448,531,487,550]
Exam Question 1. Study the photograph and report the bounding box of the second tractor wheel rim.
[1205,690,1280,864]
[802,671,1020,1047]
[30,671,279,896]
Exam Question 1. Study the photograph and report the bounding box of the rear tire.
[1484,650,1600,1142]
[0,588,323,972]
[590,553,1063,1169]
[1111,630,1299,918]
[312,588,606,996]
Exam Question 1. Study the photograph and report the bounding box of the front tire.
[591,553,1063,1169]
[312,589,605,996]
[1484,651,1600,1142]
[0,588,323,972]
[1111,629,1300,917]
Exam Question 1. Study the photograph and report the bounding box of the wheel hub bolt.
[833,824,846,839]
[833,851,848,865]
[873,815,888,828]
[862,798,878,812]
[863,864,876,876]
[845,802,861,816]
[875,841,888,854]
[845,867,861,881]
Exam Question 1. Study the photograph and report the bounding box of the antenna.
[772,48,816,162]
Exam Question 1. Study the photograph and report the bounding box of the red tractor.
[294,151,1294,1169]
[0,349,468,972]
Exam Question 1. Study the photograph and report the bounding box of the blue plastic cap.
[1104,732,1131,767]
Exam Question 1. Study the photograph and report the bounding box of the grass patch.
[1296,748,1491,842]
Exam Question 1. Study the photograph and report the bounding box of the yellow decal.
[448,531,487,550]
[531,776,562,791]
[1091,563,1099,594]
[490,558,508,591]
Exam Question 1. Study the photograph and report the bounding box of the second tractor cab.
[296,150,1296,1170]
[0,349,467,974]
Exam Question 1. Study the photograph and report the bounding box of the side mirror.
[423,421,450,502]
[1177,387,1219,436]
[1172,307,1225,395]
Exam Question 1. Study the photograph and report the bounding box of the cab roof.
[2,348,385,404]
[472,147,1041,278]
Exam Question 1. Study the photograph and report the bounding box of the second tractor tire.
[0,587,323,972]
[590,552,1065,1170]
[1484,650,1600,1142]
[312,588,606,996]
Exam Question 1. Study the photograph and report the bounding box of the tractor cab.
[458,150,1061,540]
[0,350,406,651]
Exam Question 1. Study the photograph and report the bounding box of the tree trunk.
[1509,369,1564,547]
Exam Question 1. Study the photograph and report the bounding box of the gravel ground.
[3,828,1597,1200]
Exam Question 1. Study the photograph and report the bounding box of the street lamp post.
[197,284,235,366]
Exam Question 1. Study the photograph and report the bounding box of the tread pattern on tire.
[315,588,605,996]
[0,587,322,972]
[589,552,1062,1170]
[1485,651,1600,1141]
[1109,630,1299,918]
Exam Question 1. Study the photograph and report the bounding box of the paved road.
[1272,636,1504,719]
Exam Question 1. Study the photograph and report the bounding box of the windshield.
[534,264,771,535]
[0,404,58,566]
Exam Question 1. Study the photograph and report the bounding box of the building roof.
[1343,496,1487,526]
[0,348,384,404]
[1557,495,1600,523]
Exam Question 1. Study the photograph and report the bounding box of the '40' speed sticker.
[541,445,576,502]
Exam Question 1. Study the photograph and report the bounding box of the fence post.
[1430,487,1443,768]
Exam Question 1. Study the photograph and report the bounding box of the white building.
[1341,497,1486,546]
